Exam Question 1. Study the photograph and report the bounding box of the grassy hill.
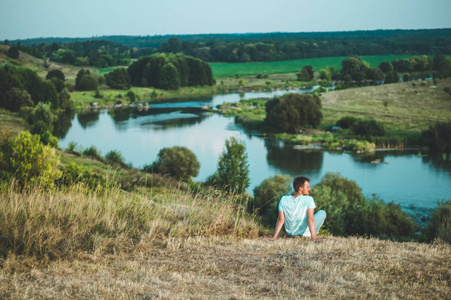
[1,233,449,299]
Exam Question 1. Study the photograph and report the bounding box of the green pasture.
[210,55,421,78]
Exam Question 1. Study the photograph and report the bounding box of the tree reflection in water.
[264,138,323,176]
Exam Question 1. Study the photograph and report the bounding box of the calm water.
[57,90,451,212]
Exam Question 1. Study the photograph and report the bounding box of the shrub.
[28,102,55,135]
[105,149,125,165]
[422,121,451,154]
[336,116,358,129]
[82,145,102,161]
[39,130,59,148]
[421,201,451,244]
[46,69,65,81]
[57,162,106,190]
[0,131,61,189]
[147,146,200,180]
[251,174,292,224]
[352,119,385,136]
[311,173,415,240]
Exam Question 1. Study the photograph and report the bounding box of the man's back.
[278,195,316,236]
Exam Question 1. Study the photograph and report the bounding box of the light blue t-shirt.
[278,195,316,236]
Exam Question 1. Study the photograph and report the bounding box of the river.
[57,89,451,214]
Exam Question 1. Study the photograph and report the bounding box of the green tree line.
[6,29,451,65]
[127,53,215,90]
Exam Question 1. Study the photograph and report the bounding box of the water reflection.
[77,110,100,128]
[265,139,323,176]
[53,110,75,139]
[422,154,451,175]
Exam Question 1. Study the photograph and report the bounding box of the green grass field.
[210,55,423,78]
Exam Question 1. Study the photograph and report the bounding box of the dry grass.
[321,79,451,132]
[0,236,449,299]
[0,109,27,134]
[0,183,261,259]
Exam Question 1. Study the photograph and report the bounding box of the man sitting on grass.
[266,176,326,242]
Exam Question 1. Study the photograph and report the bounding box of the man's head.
[293,176,311,195]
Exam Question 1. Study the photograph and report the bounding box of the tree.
[378,61,393,73]
[366,67,384,81]
[28,102,55,135]
[336,116,358,129]
[251,174,292,224]
[297,65,314,81]
[210,137,250,193]
[384,71,399,84]
[319,67,333,81]
[411,55,431,72]
[265,93,323,133]
[432,54,451,77]
[352,119,385,136]
[105,68,131,90]
[391,59,413,73]
[76,69,98,91]
[422,121,451,154]
[7,46,19,59]
[150,146,200,180]
[3,87,33,112]
[46,69,65,81]
[159,63,180,90]
[59,88,74,111]
[340,55,370,84]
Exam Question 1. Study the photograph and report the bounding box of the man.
[266,176,326,242]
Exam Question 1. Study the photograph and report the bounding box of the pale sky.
[1,0,450,40]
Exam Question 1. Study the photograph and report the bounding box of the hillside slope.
[1,236,449,299]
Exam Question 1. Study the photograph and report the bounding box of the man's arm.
[265,210,285,241]
[307,208,321,242]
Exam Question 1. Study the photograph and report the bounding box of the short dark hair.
[293,176,310,192]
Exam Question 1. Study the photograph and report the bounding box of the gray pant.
[302,210,327,237]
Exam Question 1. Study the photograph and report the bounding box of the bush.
[46,69,65,81]
[57,162,107,190]
[420,201,451,244]
[336,116,358,129]
[147,146,200,180]
[251,174,292,224]
[311,173,415,240]
[105,149,125,165]
[39,130,59,148]
[0,131,61,189]
[7,46,19,59]
[352,119,385,136]
[82,145,102,161]
[422,121,451,154]
[28,102,55,135]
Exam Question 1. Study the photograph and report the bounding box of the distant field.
[210,55,422,78]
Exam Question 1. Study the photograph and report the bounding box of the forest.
[4,28,451,67]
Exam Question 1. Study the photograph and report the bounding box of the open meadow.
[210,55,421,78]
[321,78,451,132]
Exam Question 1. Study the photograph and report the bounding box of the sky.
[1,0,450,40]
